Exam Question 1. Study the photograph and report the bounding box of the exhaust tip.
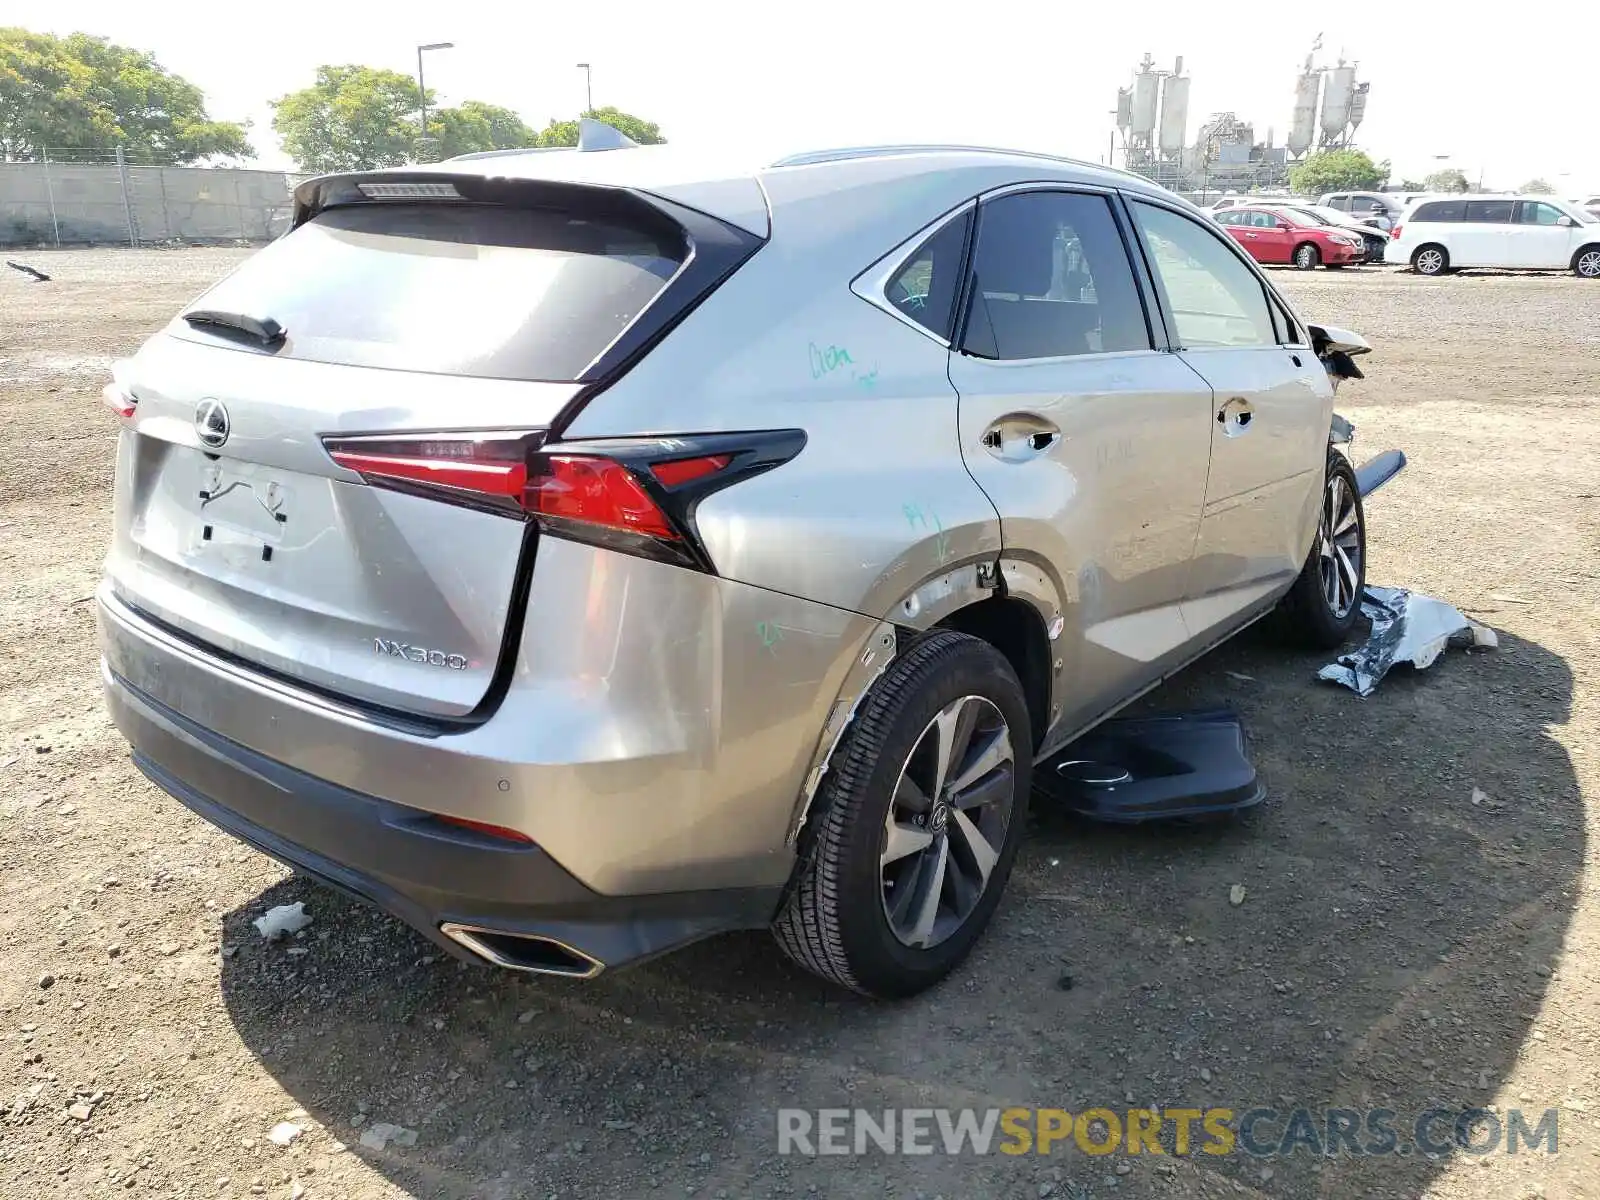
[440,922,604,979]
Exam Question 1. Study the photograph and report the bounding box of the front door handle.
[1217,397,1254,438]
[981,414,1061,463]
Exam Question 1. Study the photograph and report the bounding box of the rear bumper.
[106,659,783,972]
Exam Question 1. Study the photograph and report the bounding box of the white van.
[1385,194,1600,276]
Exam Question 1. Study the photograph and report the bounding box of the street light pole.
[576,63,592,114]
[416,42,454,161]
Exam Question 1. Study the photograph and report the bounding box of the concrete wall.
[0,163,296,247]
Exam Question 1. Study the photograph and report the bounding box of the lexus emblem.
[194,398,230,448]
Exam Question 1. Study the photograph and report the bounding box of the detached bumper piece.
[1033,708,1264,824]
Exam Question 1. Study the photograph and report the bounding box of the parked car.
[1212,205,1367,268]
[1386,194,1600,276]
[1259,203,1391,262]
[1318,191,1404,227]
[100,128,1389,999]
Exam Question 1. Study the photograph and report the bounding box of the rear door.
[946,187,1214,735]
[1513,199,1576,268]
[1456,199,1516,266]
[1123,198,1331,639]
[107,190,710,718]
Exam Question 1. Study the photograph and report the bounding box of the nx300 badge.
[374,638,468,670]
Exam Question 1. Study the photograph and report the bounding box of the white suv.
[1386,194,1600,276]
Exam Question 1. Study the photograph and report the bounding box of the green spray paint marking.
[809,342,855,380]
[756,621,784,653]
[904,503,951,562]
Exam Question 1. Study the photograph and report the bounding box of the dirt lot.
[1,249,1597,1200]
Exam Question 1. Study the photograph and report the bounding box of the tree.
[272,65,422,172]
[536,106,665,148]
[1288,148,1388,195]
[1397,178,1424,192]
[432,100,537,159]
[0,28,248,162]
[1423,169,1470,194]
[1519,178,1554,194]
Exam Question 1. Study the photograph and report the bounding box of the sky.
[13,1,1600,191]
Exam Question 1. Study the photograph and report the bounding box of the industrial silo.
[1158,71,1190,155]
[1320,65,1355,138]
[1131,66,1159,139]
[1116,87,1132,134]
[1289,69,1320,157]
[1348,81,1370,132]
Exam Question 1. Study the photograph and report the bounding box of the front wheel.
[1276,451,1367,650]
[772,631,1031,998]
[1574,246,1600,278]
[1294,243,1322,270]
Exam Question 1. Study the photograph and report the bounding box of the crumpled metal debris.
[1318,585,1497,697]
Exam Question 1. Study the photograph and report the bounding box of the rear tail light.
[323,431,802,572]
[101,382,136,419]
[1390,224,1403,239]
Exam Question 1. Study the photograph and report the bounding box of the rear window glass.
[1464,200,1515,224]
[177,203,686,381]
[1414,201,1464,222]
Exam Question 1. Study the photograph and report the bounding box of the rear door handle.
[981,415,1061,462]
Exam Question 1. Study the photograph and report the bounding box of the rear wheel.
[1294,243,1321,270]
[1277,451,1367,650]
[1413,245,1449,276]
[773,631,1031,998]
[1573,246,1600,278]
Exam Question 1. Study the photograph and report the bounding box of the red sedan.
[1212,205,1365,269]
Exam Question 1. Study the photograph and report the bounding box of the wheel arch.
[935,594,1053,756]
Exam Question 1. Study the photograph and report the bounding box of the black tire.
[772,630,1032,999]
[1324,263,1347,270]
[1412,244,1449,276]
[1277,450,1367,650]
[1293,242,1321,270]
[1572,245,1600,278]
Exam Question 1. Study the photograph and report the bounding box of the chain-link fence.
[1,148,297,248]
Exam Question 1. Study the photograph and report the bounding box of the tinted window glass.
[1414,201,1464,222]
[1464,200,1515,224]
[1129,201,1275,349]
[885,211,970,340]
[1518,201,1567,226]
[1327,196,1350,211]
[1213,211,1241,226]
[961,191,1149,361]
[177,203,685,381]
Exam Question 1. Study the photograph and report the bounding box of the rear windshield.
[177,202,686,381]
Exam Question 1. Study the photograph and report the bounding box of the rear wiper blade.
[183,309,286,345]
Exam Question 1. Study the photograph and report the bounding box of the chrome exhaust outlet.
[439,922,605,979]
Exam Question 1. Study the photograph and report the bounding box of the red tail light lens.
[327,445,527,497]
[1390,224,1403,239]
[101,382,136,419]
[650,454,732,487]
[526,455,675,539]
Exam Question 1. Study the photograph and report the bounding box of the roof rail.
[447,118,640,164]
[769,144,1093,170]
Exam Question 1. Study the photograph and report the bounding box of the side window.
[1518,202,1566,226]
[1249,211,1278,228]
[960,191,1150,361]
[1464,200,1515,224]
[1129,201,1276,349]
[1213,211,1239,226]
[1414,201,1464,222]
[1327,195,1350,212]
[885,210,972,340]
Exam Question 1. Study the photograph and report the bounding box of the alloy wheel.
[1577,250,1600,278]
[880,695,1016,949]
[1296,246,1317,268]
[1318,470,1364,619]
[1415,248,1445,275]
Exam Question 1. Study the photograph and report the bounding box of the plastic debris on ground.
[1318,585,1497,697]
[1033,708,1264,824]
[252,902,312,941]
[359,1122,418,1151]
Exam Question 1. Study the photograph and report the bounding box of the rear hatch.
[107,180,725,720]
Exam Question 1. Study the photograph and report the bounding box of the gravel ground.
[1,249,1597,1200]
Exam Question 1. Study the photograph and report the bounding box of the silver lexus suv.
[101,127,1379,998]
